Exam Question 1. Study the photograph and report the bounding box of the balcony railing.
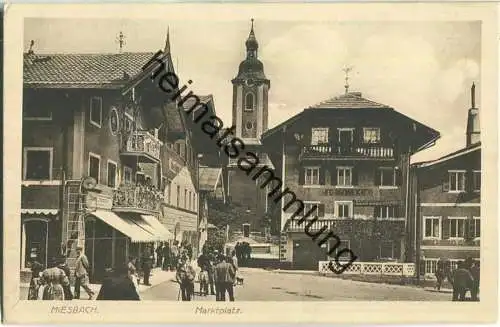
[301,144,394,160]
[112,185,163,214]
[122,131,161,162]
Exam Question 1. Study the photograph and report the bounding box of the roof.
[414,142,481,168]
[181,94,213,112]
[199,167,222,192]
[23,52,157,88]
[307,92,391,110]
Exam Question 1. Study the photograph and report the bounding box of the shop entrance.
[85,217,113,283]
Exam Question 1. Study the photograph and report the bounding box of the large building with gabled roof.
[261,89,440,269]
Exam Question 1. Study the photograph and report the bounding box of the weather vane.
[116,31,126,53]
[342,65,353,94]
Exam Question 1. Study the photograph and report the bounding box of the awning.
[89,210,156,243]
[141,215,174,241]
[21,209,59,216]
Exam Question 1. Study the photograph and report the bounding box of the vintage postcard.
[2,2,498,324]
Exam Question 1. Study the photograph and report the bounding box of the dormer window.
[245,93,254,111]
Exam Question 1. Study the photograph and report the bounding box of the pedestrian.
[57,256,73,300]
[128,256,139,289]
[162,242,171,271]
[197,250,213,296]
[175,255,196,301]
[141,251,153,286]
[470,261,480,301]
[155,243,164,268]
[214,254,236,302]
[171,241,179,271]
[28,260,44,300]
[74,246,95,300]
[230,250,239,285]
[235,242,242,265]
[451,261,474,301]
[96,265,140,301]
[40,257,70,300]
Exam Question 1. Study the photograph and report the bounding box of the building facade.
[261,91,440,270]
[227,20,273,234]
[21,35,204,282]
[410,83,481,278]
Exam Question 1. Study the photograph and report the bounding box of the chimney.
[466,82,480,146]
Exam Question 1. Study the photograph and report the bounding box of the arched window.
[245,93,254,111]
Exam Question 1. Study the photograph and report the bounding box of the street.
[140,268,452,301]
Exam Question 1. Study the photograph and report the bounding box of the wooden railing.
[301,144,394,159]
[319,261,415,277]
[112,185,163,214]
[124,131,161,161]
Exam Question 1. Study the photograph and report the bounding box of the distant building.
[262,90,439,269]
[410,83,481,278]
[20,34,205,282]
[227,20,273,234]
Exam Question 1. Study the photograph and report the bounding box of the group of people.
[435,257,480,301]
[234,242,252,267]
[28,246,96,300]
[155,240,193,271]
[174,246,239,302]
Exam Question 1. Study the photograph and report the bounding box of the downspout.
[415,168,421,282]
[404,147,411,262]
[59,93,69,257]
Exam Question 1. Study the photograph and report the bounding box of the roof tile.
[308,92,391,110]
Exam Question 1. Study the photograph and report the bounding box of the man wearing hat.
[74,246,94,300]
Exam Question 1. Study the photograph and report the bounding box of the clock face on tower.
[245,79,254,87]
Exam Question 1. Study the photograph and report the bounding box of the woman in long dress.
[28,260,44,300]
[40,257,70,300]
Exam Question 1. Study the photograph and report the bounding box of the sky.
[24,19,481,163]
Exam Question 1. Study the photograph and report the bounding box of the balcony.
[112,185,163,215]
[121,131,161,163]
[300,144,394,160]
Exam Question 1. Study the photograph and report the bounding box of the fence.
[319,261,415,277]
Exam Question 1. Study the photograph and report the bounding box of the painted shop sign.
[323,188,374,197]
[85,193,113,210]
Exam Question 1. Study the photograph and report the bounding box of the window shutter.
[331,167,338,185]
[441,218,449,239]
[298,167,305,185]
[395,168,402,186]
[466,171,473,193]
[318,204,325,217]
[319,166,326,185]
[442,174,450,192]
[352,168,358,186]
[375,169,381,186]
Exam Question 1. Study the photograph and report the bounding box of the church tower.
[227,19,272,233]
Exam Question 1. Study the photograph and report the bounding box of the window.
[448,217,466,239]
[88,153,100,184]
[124,113,133,132]
[245,121,254,130]
[375,206,399,219]
[23,147,52,180]
[473,170,481,192]
[245,93,254,111]
[24,100,52,120]
[136,172,145,185]
[337,167,352,186]
[363,128,381,144]
[472,217,480,238]
[311,128,329,145]
[123,166,132,184]
[379,241,394,259]
[167,180,172,204]
[423,216,441,239]
[175,142,181,155]
[378,167,398,187]
[338,128,354,145]
[448,170,465,192]
[304,167,320,185]
[107,160,117,188]
[176,185,180,207]
[335,201,352,218]
[193,194,197,211]
[89,97,102,128]
[328,239,350,259]
[188,191,192,210]
[303,202,319,217]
